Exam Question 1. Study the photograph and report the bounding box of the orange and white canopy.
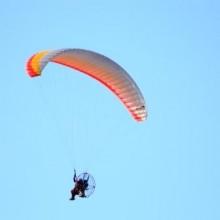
[26,49,147,121]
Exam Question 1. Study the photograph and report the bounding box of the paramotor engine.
[77,172,96,198]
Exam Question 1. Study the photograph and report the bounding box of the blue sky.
[0,0,219,219]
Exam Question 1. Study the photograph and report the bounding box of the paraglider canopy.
[26,48,147,121]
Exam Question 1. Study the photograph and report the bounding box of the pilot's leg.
[70,189,76,200]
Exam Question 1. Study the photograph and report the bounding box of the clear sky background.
[0,0,219,219]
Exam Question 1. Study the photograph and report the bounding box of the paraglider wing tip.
[26,56,41,77]
[133,105,147,122]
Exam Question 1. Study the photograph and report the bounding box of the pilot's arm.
[73,169,77,182]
